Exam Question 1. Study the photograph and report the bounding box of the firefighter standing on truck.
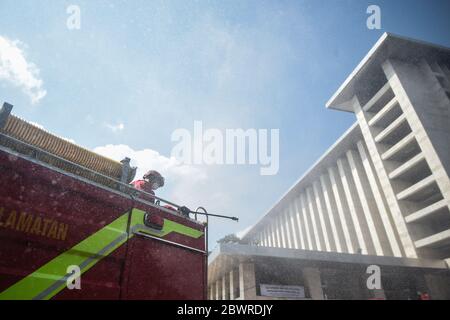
[131,169,191,218]
[132,170,164,203]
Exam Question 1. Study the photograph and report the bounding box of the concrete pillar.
[266,226,273,247]
[353,93,416,258]
[299,193,314,250]
[303,267,324,300]
[208,285,214,300]
[222,274,229,300]
[229,268,239,300]
[264,228,270,247]
[346,149,384,256]
[287,203,300,249]
[281,209,293,248]
[293,196,306,250]
[306,187,324,251]
[210,282,215,300]
[357,140,403,257]
[215,279,222,300]
[319,174,344,252]
[328,166,356,253]
[270,221,278,247]
[313,181,333,251]
[337,158,368,254]
[278,213,288,248]
[239,262,257,299]
[383,59,450,207]
[274,216,283,248]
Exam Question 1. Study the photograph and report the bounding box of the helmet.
[143,170,165,188]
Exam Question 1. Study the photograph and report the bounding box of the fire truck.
[0,102,223,300]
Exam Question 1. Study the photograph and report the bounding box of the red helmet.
[143,170,165,188]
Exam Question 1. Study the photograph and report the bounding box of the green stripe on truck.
[0,208,203,300]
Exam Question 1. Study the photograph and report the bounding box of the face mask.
[151,182,160,190]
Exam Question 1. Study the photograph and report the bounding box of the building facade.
[208,33,450,300]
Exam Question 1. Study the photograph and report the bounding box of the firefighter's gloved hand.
[178,206,191,217]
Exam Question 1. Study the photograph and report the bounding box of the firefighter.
[131,170,165,203]
[131,170,191,218]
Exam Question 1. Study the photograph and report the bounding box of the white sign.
[260,284,305,299]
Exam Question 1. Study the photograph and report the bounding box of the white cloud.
[104,122,125,132]
[29,121,44,130]
[93,144,207,182]
[0,35,47,104]
[60,136,76,144]
[93,144,208,204]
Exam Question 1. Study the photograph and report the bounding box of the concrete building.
[208,33,450,300]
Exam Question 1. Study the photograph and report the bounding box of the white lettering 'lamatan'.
[171,121,279,176]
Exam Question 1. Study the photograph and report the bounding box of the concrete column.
[222,274,229,300]
[274,217,282,248]
[337,158,368,254]
[278,213,288,248]
[287,202,300,249]
[357,140,402,257]
[293,196,306,249]
[320,174,344,252]
[266,226,273,247]
[303,267,324,300]
[281,209,293,248]
[306,187,324,251]
[239,262,257,300]
[262,228,268,247]
[305,189,322,251]
[312,181,333,251]
[347,149,384,256]
[210,283,215,300]
[258,230,264,246]
[328,166,356,253]
[383,59,450,207]
[270,221,278,247]
[209,284,214,300]
[215,279,222,300]
[353,95,416,258]
[229,269,239,300]
[299,193,314,250]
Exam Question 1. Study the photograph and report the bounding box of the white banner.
[260,284,305,299]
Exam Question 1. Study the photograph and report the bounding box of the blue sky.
[1,0,449,248]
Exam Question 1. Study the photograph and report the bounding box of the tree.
[217,233,244,244]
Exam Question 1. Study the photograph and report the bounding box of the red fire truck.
[0,102,212,300]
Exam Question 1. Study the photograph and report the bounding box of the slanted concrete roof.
[326,32,450,112]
